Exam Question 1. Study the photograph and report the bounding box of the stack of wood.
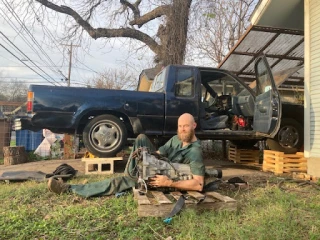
[263,150,307,175]
[228,144,260,164]
[3,146,28,166]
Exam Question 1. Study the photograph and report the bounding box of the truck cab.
[142,55,281,145]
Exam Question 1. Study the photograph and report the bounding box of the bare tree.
[188,0,258,66]
[16,0,193,67]
[87,68,138,90]
[0,92,7,101]
[0,79,28,102]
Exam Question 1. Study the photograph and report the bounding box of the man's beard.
[177,129,194,143]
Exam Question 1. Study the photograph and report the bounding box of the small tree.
[0,79,28,102]
[188,0,258,66]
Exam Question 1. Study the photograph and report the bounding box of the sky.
[0,2,151,88]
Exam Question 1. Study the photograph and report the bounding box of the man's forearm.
[149,175,204,191]
[168,179,203,191]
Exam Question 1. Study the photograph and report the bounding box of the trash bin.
[15,130,43,151]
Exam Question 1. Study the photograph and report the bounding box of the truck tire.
[83,114,127,157]
[266,118,303,153]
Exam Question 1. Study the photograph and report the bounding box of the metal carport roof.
[218,25,304,88]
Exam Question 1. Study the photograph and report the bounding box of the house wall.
[305,0,320,177]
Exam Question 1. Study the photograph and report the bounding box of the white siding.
[309,0,320,156]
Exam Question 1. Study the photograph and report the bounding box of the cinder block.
[81,157,123,175]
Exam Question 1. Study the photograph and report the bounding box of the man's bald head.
[177,113,197,143]
[178,113,195,125]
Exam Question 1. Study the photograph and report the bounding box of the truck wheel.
[83,114,127,157]
[266,118,303,153]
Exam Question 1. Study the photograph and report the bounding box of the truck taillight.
[27,91,34,112]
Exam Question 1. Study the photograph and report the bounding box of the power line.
[74,56,100,74]
[0,65,66,68]
[2,0,60,69]
[0,0,67,82]
[0,31,63,86]
[0,76,62,79]
[0,54,20,65]
[0,8,51,69]
[27,2,63,53]
[0,1,100,87]
[0,8,62,84]
[28,0,100,81]
[0,80,54,84]
[28,0,69,80]
[0,78,88,86]
[0,42,57,86]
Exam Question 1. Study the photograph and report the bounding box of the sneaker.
[47,177,70,194]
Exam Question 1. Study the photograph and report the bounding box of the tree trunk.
[157,0,192,66]
[3,146,28,166]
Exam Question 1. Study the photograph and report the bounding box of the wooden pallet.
[228,145,260,164]
[133,188,237,217]
[292,172,319,182]
[263,150,307,175]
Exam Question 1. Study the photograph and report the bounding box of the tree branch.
[35,0,160,54]
[85,0,102,21]
[129,5,170,28]
[120,0,140,19]
[134,0,142,8]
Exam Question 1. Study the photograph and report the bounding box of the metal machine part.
[138,149,193,181]
[135,147,222,193]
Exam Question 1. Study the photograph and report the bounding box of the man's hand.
[149,175,173,188]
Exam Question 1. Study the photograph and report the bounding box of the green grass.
[1,174,320,240]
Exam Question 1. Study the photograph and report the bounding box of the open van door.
[253,55,281,138]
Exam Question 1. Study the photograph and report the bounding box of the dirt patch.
[0,159,86,176]
[0,155,270,181]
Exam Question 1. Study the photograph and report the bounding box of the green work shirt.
[158,135,205,176]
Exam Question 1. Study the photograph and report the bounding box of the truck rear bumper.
[15,118,42,132]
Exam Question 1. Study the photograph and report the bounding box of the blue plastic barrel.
[15,130,43,151]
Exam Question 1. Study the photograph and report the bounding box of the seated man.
[47,113,205,197]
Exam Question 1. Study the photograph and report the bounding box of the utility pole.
[61,43,79,87]
[61,43,79,159]
[67,44,72,87]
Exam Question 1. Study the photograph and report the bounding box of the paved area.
[0,157,270,179]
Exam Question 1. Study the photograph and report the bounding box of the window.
[150,70,165,92]
[256,60,272,95]
[205,75,246,98]
[175,68,194,97]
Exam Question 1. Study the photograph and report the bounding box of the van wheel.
[83,114,127,157]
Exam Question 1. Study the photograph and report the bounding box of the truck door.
[253,55,282,137]
[164,66,200,135]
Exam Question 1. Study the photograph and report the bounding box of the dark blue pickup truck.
[16,56,303,157]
